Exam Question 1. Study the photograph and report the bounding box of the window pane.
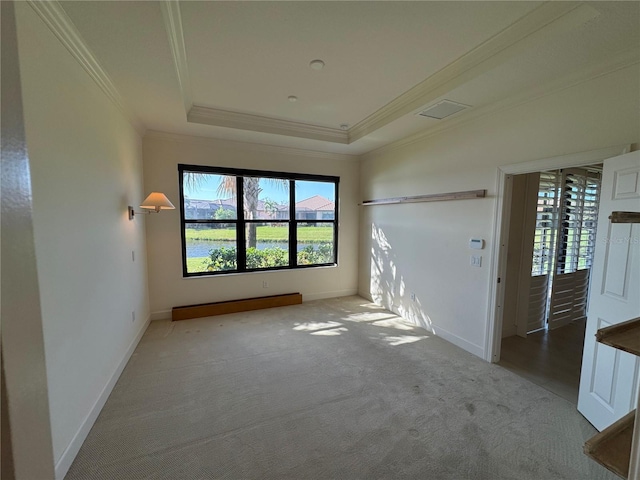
[245,222,289,269]
[183,172,237,220]
[295,180,335,220]
[184,224,237,273]
[243,177,289,220]
[297,223,335,265]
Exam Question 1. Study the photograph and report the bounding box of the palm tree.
[185,172,286,248]
[262,198,279,220]
[237,176,261,248]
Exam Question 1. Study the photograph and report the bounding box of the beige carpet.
[65,296,615,479]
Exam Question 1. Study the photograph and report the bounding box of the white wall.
[15,4,149,477]
[143,133,360,318]
[2,2,56,478]
[359,65,640,359]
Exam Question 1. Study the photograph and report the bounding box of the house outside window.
[179,164,339,277]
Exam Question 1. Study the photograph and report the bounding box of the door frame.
[484,144,631,363]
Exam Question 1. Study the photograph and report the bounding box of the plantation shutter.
[532,172,560,276]
[547,168,601,330]
[526,172,560,333]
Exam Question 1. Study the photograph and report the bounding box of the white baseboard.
[150,309,171,321]
[431,324,485,359]
[303,289,359,302]
[54,315,151,479]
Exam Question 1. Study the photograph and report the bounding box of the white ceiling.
[57,1,639,156]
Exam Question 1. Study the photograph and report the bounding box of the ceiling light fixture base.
[309,59,325,70]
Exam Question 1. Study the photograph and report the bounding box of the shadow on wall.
[369,223,434,334]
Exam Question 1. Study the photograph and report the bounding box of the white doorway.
[486,148,630,362]
[487,145,630,362]
[487,145,639,432]
[497,165,602,403]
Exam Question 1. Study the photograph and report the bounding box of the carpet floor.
[65,296,616,479]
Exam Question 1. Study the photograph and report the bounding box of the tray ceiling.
[52,1,640,155]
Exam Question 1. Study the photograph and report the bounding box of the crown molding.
[188,105,350,144]
[144,130,359,161]
[160,1,599,149]
[162,0,348,144]
[27,0,145,135]
[362,49,640,160]
[160,0,192,114]
[349,2,599,143]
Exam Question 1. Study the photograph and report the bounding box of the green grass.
[186,257,209,273]
[297,226,333,242]
[186,228,236,241]
[185,225,333,243]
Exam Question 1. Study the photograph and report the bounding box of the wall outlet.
[410,292,416,302]
[262,281,268,288]
[131,311,136,323]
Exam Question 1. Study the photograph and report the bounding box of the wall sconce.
[128,192,175,220]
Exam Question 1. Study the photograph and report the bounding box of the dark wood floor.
[499,319,586,404]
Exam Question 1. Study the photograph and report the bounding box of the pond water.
[186,240,325,258]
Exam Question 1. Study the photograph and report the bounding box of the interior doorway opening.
[498,164,603,404]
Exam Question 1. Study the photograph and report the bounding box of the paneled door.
[578,150,640,431]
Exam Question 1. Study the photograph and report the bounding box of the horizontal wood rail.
[172,293,302,321]
[610,211,640,223]
[361,189,486,206]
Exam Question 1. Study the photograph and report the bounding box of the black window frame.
[179,164,339,277]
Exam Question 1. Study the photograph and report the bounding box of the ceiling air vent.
[417,100,470,120]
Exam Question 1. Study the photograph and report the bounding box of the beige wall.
[16,4,149,477]
[359,65,640,359]
[143,133,360,318]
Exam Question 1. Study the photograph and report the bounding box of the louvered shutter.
[548,169,601,330]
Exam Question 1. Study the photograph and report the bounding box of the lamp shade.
[140,192,175,212]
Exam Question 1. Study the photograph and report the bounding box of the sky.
[184,174,335,204]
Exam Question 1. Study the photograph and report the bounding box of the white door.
[578,150,640,431]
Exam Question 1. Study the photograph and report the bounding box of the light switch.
[470,255,482,267]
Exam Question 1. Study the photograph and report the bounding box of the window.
[179,165,338,276]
